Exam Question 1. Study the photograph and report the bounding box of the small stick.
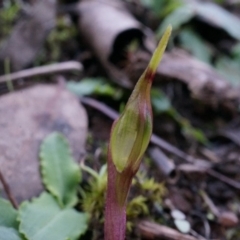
[148,147,176,178]
[80,96,119,119]
[0,169,18,209]
[200,190,219,216]
[80,97,196,162]
[207,169,240,190]
[80,96,240,190]
[0,61,83,83]
[137,221,198,240]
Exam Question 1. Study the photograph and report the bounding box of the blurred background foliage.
[1,0,240,144]
[1,1,240,239]
[141,0,240,87]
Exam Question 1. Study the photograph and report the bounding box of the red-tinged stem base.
[104,154,135,240]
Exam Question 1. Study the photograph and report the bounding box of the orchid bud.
[110,25,172,173]
[105,26,172,240]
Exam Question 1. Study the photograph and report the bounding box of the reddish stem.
[104,152,134,240]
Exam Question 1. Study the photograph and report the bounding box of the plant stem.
[104,154,134,240]
[4,58,14,92]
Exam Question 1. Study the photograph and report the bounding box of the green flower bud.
[109,26,172,173]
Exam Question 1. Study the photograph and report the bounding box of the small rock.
[171,209,186,220]
[0,84,88,203]
[174,219,191,233]
[218,211,239,228]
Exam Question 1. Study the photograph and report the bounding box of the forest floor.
[0,0,240,239]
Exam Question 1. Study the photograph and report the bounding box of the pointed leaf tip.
[147,25,172,76]
[109,25,171,173]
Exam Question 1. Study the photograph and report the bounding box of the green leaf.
[157,5,194,36]
[170,110,208,144]
[0,227,22,240]
[151,88,171,114]
[215,56,240,86]
[67,78,122,99]
[194,2,240,41]
[0,198,18,229]
[18,192,88,240]
[139,0,182,17]
[232,43,240,59]
[40,132,81,208]
[158,2,240,41]
[151,88,207,144]
[181,123,208,144]
[179,28,213,63]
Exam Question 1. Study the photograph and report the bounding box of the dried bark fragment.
[76,0,240,112]
[77,0,155,88]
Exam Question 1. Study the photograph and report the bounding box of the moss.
[0,2,19,41]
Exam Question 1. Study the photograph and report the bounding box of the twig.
[151,134,195,163]
[80,97,119,119]
[0,61,83,83]
[80,97,240,190]
[148,147,176,178]
[80,97,193,161]
[0,169,18,209]
[137,221,198,240]
[190,229,207,240]
[207,169,240,190]
[200,190,219,216]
